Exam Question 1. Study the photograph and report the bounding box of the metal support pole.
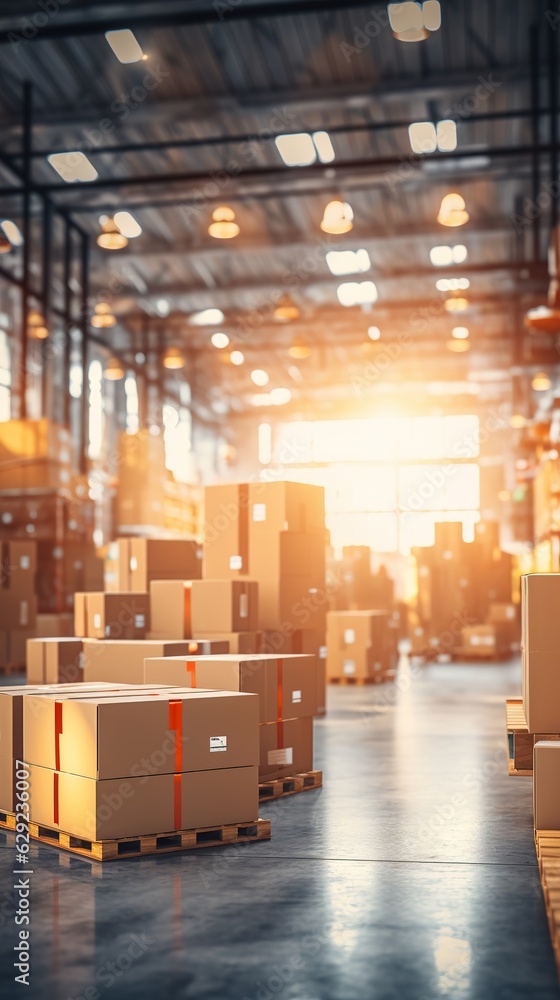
[62,220,72,429]
[40,197,52,416]
[530,25,541,261]
[550,20,558,231]
[19,81,31,419]
[79,233,89,475]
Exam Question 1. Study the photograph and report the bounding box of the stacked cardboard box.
[23,687,259,839]
[105,537,203,592]
[144,653,316,782]
[0,541,37,666]
[521,574,560,732]
[115,430,167,531]
[326,610,394,681]
[0,419,73,490]
[150,577,261,653]
[203,481,327,713]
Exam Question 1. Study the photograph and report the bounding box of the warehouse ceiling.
[0,0,557,420]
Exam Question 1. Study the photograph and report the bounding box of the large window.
[267,416,481,554]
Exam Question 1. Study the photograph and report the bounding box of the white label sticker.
[239,593,248,619]
[343,628,355,645]
[93,613,102,629]
[78,652,84,670]
[343,660,356,675]
[319,645,327,659]
[19,601,28,626]
[53,547,63,560]
[130,557,138,572]
[134,614,145,629]
[506,607,514,619]
[196,548,202,559]
[68,520,77,531]
[268,747,293,766]
[1,513,12,523]
[19,556,30,570]
[292,689,302,704]
[253,503,266,522]
[230,555,242,570]
[210,736,227,753]
[60,470,70,483]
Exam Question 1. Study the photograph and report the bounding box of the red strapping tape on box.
[277,658,284,750]
[169,700,183,830]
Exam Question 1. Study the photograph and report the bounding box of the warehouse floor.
[1,658,558,1000]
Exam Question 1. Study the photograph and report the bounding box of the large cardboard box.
[74,592,149,640]
[260,628,326,716]
[249,532,326,631]
[27,638,83,685]
[108,538,203,592]
[28,764,258,840]
[0,420,73,490]
[143,653,317,724]
[191,579,259,635]
[534,741,560,829]
[203,482,250,578]
[326,610,391,680]
[259,716,313,781]
[460,624,511,657]
[521,574,560,731]
[82,639,193,684]
[24,688,259,778]
[0,682,121,812]
[35,613,75,638]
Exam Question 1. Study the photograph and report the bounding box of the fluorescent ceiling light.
[388,1,441,40]
[105,29,144,63]
[436,277,470,291]
[326,249,370,276]
[275,133,316,167]
[367,326,381,340]
[430,244,467,266]
[230,350,244,365]
[251,369,269,387]
[269,387,292,405]
[0,220,23,246]
[436,119,457,152]
[312,131,335,164]
[189,308,225,326]
[275,131,335,167]
[408,122,437,154]
[47,152,98,183]
[337,281,378,307]
[452,326,469,339]
[156,298,170,317]
[114,211,142,238]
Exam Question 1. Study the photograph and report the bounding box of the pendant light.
[91,302,117,329]
[28,309,48,339]
[162,346,185,369]
[437,193,469,227]
[320,200,354,235]
[288,336,311,359]
[97,217,128,250]
[273,295,300,322]
[208,206,240,239]
[103,356,125,380]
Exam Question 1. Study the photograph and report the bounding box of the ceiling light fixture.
[97,216,128,250]
[510,414,526,429]
[275,131,335,167]
[367,326,381,340]
[388,1,441,42]
[208,206,240,239]
[0,220,23,247]
[47,151,98,183]
[447,339,470,353]
[437,193,469,227]
[211,332,230,349]
[103,356,125,380]
[326,248,370,276]
[229,350,245,365]
[443,296,469,313]
[312,131,335,164]
[105,29,145,63]
[273,295,300,322]
[113,211,142,238]
[532,371,552,391]
[436,277,470,291]
[27,309,48,339]
[430,244,467,266]
[451,326,469,339]
[288,336,311,359]
[189,308,225,326]
[337,280,378,307]
[320,200,354,235]
[91,302,117,329]
[161,346,185,370]
[251,369,269,387]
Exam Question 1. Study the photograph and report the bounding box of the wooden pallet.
[1,816,270,861]
[0,810,16,831]
[536,831,560,975]
[506,698,560,776]
[258,769,322,801]
[452,647,511,662]
[329,671,396,686]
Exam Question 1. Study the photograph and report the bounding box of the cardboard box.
[249,532,326,631]
[24,688,259,778]
[82,639,193,684]
[28,764,258,840]
[248,481,325,535]
[327,610,391,680]
[191,580,258,635]
[0,418,71,461]
[259,716,313,781]
[460,624,511,656]
[116,431,167,529]
[488,602,517,624]
[260,629,326,717]
[143,653,317,724]
[0,595,37,630]
[0,682,121,812]
[1,541,36,596]
[109,538,203,592]
[35,613,74,638]
[521,574,560,730]
[534,741,560,829]
[203,483,250,578]
[27,638,83,685]
[201,632,263,654]
[74,592,149,640]
[149,580,195,639]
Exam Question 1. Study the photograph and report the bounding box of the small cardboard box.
[28,764,259,840]
[326,610,391,680]
[144,653,317,724]
[35,613,74,638]
[488,602,516,624]
[27,638,84,685]
[259,716,313,781]
[23,688,259,778]
[82,639,194,684]
[248,481,325,534]
[1,541,36,598]
[534,741,560,829]
[149,580,195,639]
[74,592,150,640]
[191,580,258,634]
[112,537,203,591]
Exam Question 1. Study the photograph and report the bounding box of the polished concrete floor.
[1,655,559,999]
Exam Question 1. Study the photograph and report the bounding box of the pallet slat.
[329,673,395,686]
[258,769,322,801]
[506,698,560,776]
